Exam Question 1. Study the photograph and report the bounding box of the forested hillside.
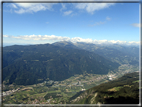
[3,43,119,85]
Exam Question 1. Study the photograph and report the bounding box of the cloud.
[75,3,114,14]
[63,10,73,16]
[10,3,55,14]
[89,16,111,27]
[9,2,115,14]
[60,3,66,11]
[4,34,70,41]
[16,3,35,8]
[106,16,111,21]
[4,34,139,46]
[131,23,141,27]
[3,35,9,37]
[71,37,94,43]
[15,8,26,14]
[89,21,106,27]
[11,3,17,8]
[71,38,139,46]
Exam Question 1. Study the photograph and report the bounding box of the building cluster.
[81,88,86,91]
[44,80,58,84]
[71,81,83,86]
[107,74,116,80]
[3,88,20,96]
[48,80,84,87]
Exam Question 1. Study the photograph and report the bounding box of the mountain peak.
[52,41,76,48]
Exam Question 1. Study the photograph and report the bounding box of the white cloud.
[16,3,35,8]
[3,35,9,37]
[15,8,26,14]
[8,2,115,15]
[4,34,70,41]
[4,34,140,46]
[10,3,54,14]
[131,23,141,28]
[63,10,73,16]
[60,3,66,11]
[75,3,115,14]
[71,38,139,46]
[89,21,106,27]
[128,41,140,46]
[11,3,17,8]
[71,37,94,43]
[89,16,111,27]
[106,16,111,21]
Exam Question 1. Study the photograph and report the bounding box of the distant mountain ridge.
[52,41,76,48]
[3,42,120,85]
[73,42,139,65]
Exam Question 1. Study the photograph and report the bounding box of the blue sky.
[3,1,140,46]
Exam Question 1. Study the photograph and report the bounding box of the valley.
[2,41,140,104]
[2,2,140,105]
[2,64,139,104]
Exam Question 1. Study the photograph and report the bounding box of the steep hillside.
[3,43,119,85]
[70,72,140,104]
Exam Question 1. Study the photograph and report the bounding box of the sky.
[2,0,140,46]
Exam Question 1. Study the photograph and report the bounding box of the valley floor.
[2,64,139,104]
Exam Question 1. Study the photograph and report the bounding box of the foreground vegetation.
[71,71,140,104]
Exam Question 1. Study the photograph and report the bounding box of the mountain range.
[3,41,139,85]
[73,42,139,65]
